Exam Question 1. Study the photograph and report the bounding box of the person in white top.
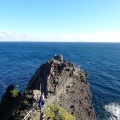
[42,93,45,101]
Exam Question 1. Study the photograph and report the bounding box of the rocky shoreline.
[0,55,96,120]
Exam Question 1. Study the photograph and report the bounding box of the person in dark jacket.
[39,97,45,112]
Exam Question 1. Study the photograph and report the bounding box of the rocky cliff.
[0,55,96,120]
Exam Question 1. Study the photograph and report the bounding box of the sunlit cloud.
[0,31,120,42]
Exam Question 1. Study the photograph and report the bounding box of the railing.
[22,76,41,120]
[22,110,32,120]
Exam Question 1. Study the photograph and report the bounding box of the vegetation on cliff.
[0,85,32,120]
[10,85,20,97]
[46,104,76,120]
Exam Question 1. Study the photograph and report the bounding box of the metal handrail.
[22,110,32,120]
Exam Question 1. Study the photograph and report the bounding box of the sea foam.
[105,103,120,120]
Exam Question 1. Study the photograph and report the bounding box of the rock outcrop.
[0,55,96,120]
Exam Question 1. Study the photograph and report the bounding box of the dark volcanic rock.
[0,85,22,120]
[0,55,96,120]
[55,75,95,120]
[0,85,32,120]
[26,55,96,120]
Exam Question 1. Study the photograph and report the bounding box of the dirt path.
[33,74,74,120]
[43,76,73,111]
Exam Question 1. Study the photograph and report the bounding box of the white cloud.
[0,31,120,42]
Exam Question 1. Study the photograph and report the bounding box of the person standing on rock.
[39,97,42,112]
[39,97,45,112]
[56,78,59,86]
[51,71,55,78]
[54,84,57,94]
[40,112,44,120]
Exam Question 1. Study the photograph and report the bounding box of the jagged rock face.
[46,56,96,120]
[54,75,95,120]
[27,55,96,120]
[0,85,22,120]
[0,85,33,120]
[0,55,96,120]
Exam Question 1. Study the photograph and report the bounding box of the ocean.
[0,42,120,120]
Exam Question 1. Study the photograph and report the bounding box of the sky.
[0,0,120,42]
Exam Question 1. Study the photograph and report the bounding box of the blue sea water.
[0,42,120,120]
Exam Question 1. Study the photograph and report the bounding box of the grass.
[45,104,76,120]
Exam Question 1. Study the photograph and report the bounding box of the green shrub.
[46,104,76,120]
[10,87,20,97]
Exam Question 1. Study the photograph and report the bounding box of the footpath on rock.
[0,55,96,120]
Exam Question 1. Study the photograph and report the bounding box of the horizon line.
[0,41,120,43]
